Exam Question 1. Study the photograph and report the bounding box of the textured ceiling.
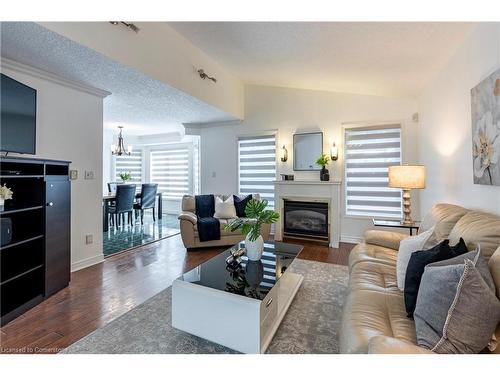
[169,22,475,97]
[1,22,236,135]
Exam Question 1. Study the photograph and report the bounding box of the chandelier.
[111,126,132,156]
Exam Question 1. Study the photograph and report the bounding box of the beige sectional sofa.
[339,203,500,354]
[178,194,271,249]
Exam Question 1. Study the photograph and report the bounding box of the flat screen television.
[1,73,37,154]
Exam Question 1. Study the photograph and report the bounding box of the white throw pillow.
[396,226,437,291]
[213,196,237,219]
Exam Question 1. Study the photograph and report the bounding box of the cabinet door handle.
[266,297,273,307]
[47,202,54,207]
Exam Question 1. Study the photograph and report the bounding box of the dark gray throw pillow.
[425,248,496,292]
[414,250,500,354]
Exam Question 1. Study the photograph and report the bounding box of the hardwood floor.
[0,234,354,354]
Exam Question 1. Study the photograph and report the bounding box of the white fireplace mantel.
[273,180,342,248]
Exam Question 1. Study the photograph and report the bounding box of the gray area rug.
[62,259,348,354]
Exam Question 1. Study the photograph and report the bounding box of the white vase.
[245,234,264,261]
[0,198,4,212]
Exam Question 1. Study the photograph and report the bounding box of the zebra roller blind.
[238,135,277,209]
[150,146,191,200]
[115,149,142,183]
[344,124,402,218]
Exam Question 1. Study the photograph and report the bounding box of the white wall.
[2,59,107,271]
[40,22,244,120]
[102,128,114,193]
[418,23,500,215]
[199,85,418,242]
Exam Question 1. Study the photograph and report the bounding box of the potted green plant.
[119,171,131,183]
[224,199,279,260]
[316,153,330,181]
[0,183,13,211]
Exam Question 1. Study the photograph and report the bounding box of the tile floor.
[103,213,180,257]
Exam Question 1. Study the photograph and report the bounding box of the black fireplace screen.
[283,200,329,240]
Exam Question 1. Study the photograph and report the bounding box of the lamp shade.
[388,165,426,189]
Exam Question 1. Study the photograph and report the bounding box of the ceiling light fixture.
[109,21,140,33]
[197,69,217,83]
[111,126,133,156]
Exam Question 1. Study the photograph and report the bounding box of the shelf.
[0,294,44,326]
[1,156,71,326]
[1,265,44,319]
[0,235,44,251]
[274,180,342,185]
[0,206,44,215]
[0,264,43,286]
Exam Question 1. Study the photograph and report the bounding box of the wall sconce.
[330,142,338,161]
[197,69,217,83]
[280,145,288,162]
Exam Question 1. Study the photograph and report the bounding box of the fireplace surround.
[273,180,341,247]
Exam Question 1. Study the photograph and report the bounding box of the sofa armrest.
[178,211,197,225]
[364,230,409,250]
[368,336,433,354]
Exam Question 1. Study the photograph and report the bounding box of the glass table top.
[178,241,303,301]
[372,219,421,229]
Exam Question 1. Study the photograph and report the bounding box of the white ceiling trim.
[1,58,111,98]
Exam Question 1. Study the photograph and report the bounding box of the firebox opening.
[283,200,329,242]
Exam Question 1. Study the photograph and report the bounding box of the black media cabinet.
[0,156,71,326]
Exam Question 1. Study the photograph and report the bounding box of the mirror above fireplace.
[293,132,323,171]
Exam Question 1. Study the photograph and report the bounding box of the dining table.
[102,191,163,232]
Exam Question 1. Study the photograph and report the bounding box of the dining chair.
[107,182,123,194]
[134,183,158,225]
[108,184,136,227]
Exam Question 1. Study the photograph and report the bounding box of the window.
[344,124,402,218]
[238,135,277,209]
[193,140,200,195]
[150,145,192,200]
[115,149,142,182]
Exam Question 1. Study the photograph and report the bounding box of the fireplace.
[283,199,329,241]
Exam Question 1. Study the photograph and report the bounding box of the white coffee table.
[172,241,304,353]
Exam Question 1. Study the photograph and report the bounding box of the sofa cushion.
[396,227,437,291]
[178,211,197,224]
[181,195,196,212]
[348,242,399,269]
[489,247,500,354]
[449,210,500,260]
[404,238,468,317]
[368,336,433,354]
[420,203,469,241]
[364,230,409,250]
[339,289,416,353]
[349,260,400,294]
[490,246,500,299]
[414,257,500,353]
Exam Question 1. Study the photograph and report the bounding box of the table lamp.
[388,165,426,225]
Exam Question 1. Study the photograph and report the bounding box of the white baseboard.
[71,254,104,272]
[340,235,363,244]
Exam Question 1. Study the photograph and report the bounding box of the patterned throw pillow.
[414,249,500,353]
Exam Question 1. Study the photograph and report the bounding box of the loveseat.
[178,194,271,249]
[339,203,500,354]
